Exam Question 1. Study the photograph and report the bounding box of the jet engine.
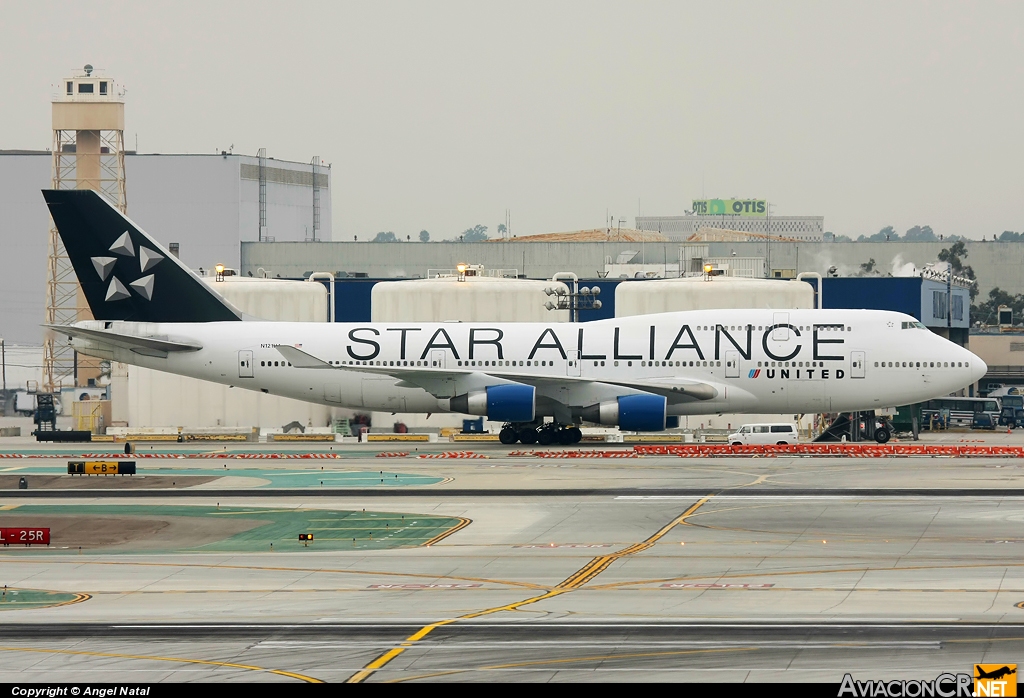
[581,394,667,431]
[447,384,535,422]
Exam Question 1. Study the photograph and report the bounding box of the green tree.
[419,230,430,242]
[497,223,507,237]
[461,224,488,242]
[972,287,1024,325]
[373,231,399,242]
[999,230,1023,242]
[858,226,897,242]
[938,240,978,300]
[904,225,937,242]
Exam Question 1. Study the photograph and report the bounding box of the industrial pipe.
[306,272,336,323]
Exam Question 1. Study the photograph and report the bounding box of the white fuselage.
[64,309,985,418]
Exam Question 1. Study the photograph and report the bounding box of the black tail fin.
[43,189,241,323]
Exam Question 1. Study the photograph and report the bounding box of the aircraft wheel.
[556,428,574,445]
[874,428,891,444]
[537,428,557,446]
[518,428,538,445]
[499,427,519,445]
[567,427,583,444]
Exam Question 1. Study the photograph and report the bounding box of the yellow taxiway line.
[346,495,713,683]
[0,646,322,683]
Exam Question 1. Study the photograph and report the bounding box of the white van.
[728,423,799,446]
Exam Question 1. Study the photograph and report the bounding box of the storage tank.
[212,276,329,321]
[615,277,814,317]
[372,275,570,322]
[112,277,332,430]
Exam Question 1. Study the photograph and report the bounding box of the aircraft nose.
[969,351,988,383]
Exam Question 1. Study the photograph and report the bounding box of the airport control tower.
[43,65,127,392]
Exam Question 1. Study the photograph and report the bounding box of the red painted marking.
[516,540,610,544]
[633,444,1024,458]
[367,583,482,589]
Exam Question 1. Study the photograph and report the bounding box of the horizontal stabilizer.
[275,345,334,369]
[47,324,202,358]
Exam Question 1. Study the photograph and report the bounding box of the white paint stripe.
[252,640,942,650]
[615,495,1018,501]
[116,620,987,629]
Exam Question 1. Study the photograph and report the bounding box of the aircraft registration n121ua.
[42,189,985,445]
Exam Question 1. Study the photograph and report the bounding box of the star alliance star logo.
[92,230,164,303]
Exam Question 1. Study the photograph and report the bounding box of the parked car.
[728,423,799,446]
[972,412,997,430]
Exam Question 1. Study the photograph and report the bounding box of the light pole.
[544,273,602,322]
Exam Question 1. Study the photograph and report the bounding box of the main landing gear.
[499,422,582,445]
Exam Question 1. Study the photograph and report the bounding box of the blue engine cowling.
[448,384,535,422]
[582,394,667,431]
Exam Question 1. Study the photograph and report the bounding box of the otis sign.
[692,199,767,217]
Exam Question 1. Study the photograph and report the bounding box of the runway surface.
[2,438,1024,682]
[2,622,1021,683]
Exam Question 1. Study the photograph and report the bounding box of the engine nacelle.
[581,394,667,432]
[447,384,535,422]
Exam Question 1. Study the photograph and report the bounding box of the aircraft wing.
[274,345,717,405]
[47,324,203,358]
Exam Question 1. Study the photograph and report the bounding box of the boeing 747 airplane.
[42,190,986,444]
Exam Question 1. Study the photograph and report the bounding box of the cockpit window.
[901,321,927,329]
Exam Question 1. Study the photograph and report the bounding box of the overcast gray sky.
[3,1,1022,240]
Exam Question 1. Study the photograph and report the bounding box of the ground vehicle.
[920,397,999,429]
[973,412,997,430]
[990,389,1024,427]
[14,391,36,416]
[14,391,65,417]
[728,423,798,445]
[998,396,1024,428]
